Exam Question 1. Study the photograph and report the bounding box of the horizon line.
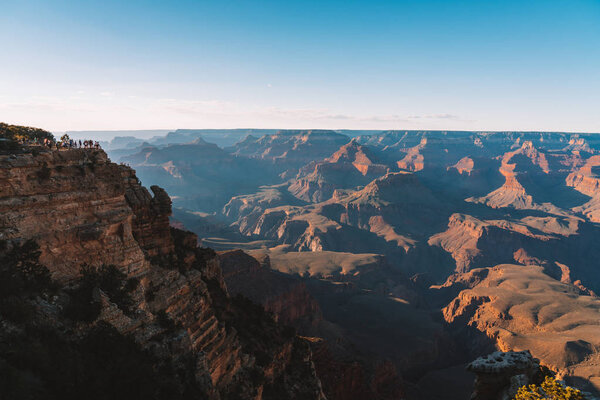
[56,128,600,135]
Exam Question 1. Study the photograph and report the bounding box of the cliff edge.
[0,146,325,400]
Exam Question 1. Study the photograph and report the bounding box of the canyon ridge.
[1,125,599,399]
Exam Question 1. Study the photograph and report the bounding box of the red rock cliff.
[0,147,325,400]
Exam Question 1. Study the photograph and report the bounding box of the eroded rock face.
[441,264,600,394]
[567,155,600,222]
[429,213,600,294]
[227,129,351,171]
[218,249,322,327]
[0,148,325,400]
[237,172,447,255]
[467,350,540,400]
[119,140,280,213]
[0,148,149,281]
[288,140,391,203]
[126,182,175,258]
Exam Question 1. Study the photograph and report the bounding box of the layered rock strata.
[0,147,325,399]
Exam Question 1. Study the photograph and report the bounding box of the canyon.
[0,141,325,399]
[109,129,600,398]
[2,126,600,399]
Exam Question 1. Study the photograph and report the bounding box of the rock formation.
[289,140,390,203]
[119,140,280,212]
[227,129,351,175]
[442,264,600,394]
[13,129,600,398]
[218,249,322,327]
[0,146,325,399]
[467,350,542,400]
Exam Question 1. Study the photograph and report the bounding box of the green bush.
[150,253,186,273]
[0,122,54,142]
[65,264,138,322]
[155,309,182,334]
[36,164,52,181]
[515,376,586,400]
[0,296,35,323]
[0,123,54,154]
[0,240,55,323]
[0,321,206,399]
[0,239,53,298]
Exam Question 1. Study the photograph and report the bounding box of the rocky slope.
[567,155,600,222]
[288,140,390,203]
[226,130,351,177]
[119,140,280,212]
[234,172,446,253]
[429,212,600,294]
[218,249,322,328]
[468,140,590,213]
[54,129,600,398]
[441,264,600,394]
[0,148,151,281]
[0,146,325,400]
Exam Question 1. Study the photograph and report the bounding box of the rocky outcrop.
[227,130,351,170]
[223,187,288,221]
[566,155,600,222]
[126,183,175,257]
[428,213,547,273]
[467,142,542,210]
[396,137,427,172]
[392,133,498,175]
[0,147,325,400]
[0,148,149,281]
[120,140,280,212]
[428,213,600,293]
[467,140,588,213]
[566,155,600,198]
[467,350,541,400]
[441,264,600,395]
[288,140,390,203]
[237,172,447,255]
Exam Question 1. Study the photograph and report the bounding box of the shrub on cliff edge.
[0,321,205,400]
[0,122,54,154]
[0,240,55,323]
[515,376,586,400]
[0,122,54,142]
[0,240,53,298]
[65,264,138,322]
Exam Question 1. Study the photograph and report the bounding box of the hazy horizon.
[57,127,600,143]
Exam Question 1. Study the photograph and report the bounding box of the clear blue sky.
[1,0,599,133]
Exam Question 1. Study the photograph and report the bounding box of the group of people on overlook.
[36,137,101,150]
